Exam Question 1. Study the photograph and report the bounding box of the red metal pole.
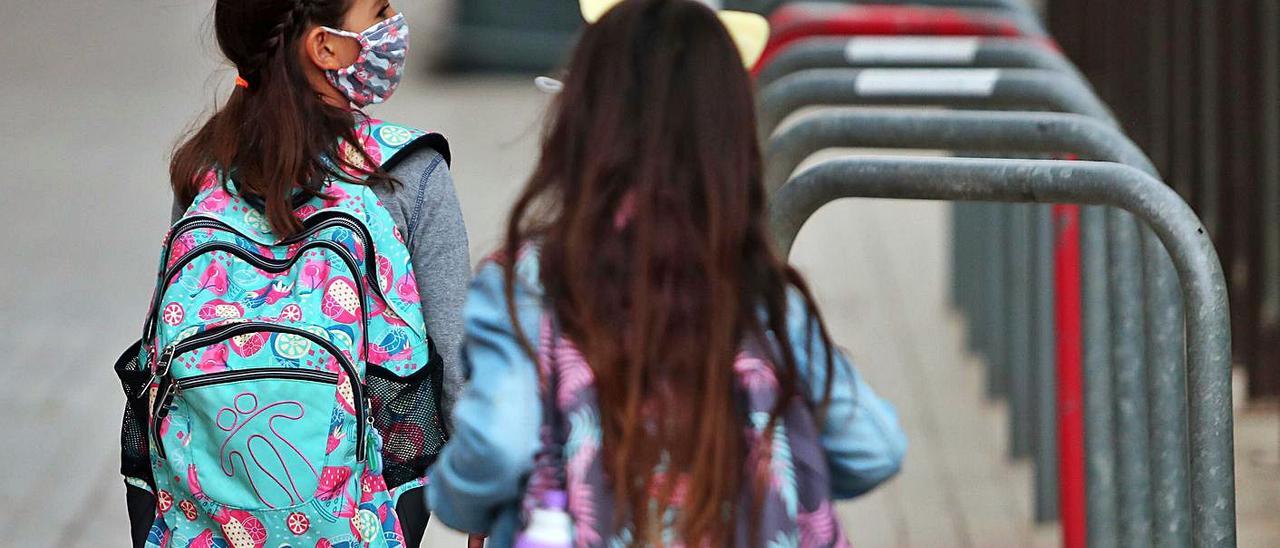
[1054,204,1086,548]
[757,5,1027,74]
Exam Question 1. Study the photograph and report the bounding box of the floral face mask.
[322,13,409,107]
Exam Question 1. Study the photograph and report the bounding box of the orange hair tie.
[235,75,251,89]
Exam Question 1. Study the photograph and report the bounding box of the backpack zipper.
[150,323,367,460]
[145,240,368,351]
[151,369,339,434]
[144,212,390,346]
[175,368,339,391]
[164,211,376,270]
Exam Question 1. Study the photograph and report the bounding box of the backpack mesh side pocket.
[366,344,449,489]
[114,340,154,490]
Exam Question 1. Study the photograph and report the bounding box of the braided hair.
[171,0,398,238]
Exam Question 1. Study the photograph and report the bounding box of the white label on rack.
[844,37,981,65]
[855,69,1000,97]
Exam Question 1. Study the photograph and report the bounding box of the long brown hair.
[503,0,838,544]
[171,0,393,238]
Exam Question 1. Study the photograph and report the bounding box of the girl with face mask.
[121,1,469,546]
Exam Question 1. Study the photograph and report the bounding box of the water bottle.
[514,490,573,548]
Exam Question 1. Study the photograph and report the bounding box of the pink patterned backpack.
[115,120,449,548]
[520,314,852,548]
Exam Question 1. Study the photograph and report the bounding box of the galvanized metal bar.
[951,202,969,309]
[964,203,986,354]
[1080,204,1119,548]
[953,203,983,348]
[1008,203,1033,459]
[768,156,1237,548]
[1108,209,1154,547]
[1033,202,1059,521]
[1145,217,1192,548]
[984,203,1011,399]
[949,183,969,343]
[757,68,1116,139]
[764,110,1152,191]
[755,36,1084,89]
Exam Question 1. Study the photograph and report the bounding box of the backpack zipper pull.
[147,345,177,390]
[360,397,375,461]
[154,381,179,420]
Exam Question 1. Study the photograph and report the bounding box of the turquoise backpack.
[115,119,450,548]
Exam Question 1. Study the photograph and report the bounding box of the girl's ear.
[302,27,346,71]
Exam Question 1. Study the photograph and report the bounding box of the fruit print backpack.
[519,286,851,547]
[114,119,450,548]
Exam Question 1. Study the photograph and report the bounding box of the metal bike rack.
[755,71,1120,514]
[758,65,1193,538]
[756,3,1220,546]
[761,108,1190,536]
[768,156,1235,548]
[750,7,1064,436]
[756,36,1082,89]
[1049,1,1280,540]
[754,65,1113,519]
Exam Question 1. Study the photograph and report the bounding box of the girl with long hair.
[427,1,905,546]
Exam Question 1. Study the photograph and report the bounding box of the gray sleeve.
[384,150,472,422]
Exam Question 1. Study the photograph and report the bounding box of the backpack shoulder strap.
[361,119,451,172]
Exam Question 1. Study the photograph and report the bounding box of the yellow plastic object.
[580,0,620,24]
[579,0,770,68]
[717,10,769,68]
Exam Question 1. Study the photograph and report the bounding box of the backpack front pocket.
[168,368,340,511]
[151,323,367,511]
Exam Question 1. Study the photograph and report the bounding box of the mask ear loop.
[320,12,405,41]
[318,26,366,77]
[319,26,364,41]
[534,77,564,94]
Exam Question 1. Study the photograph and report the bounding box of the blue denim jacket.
[426,252,907,546]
